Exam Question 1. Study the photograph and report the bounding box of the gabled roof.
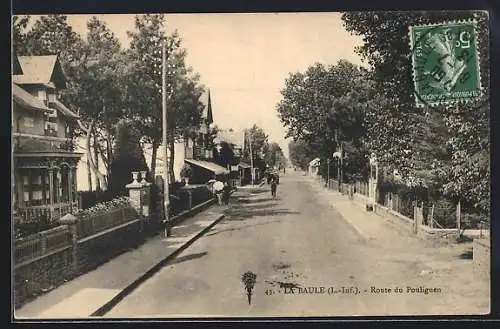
[12,83,49,111]
[12,55,67,90]
[201,89,213,124]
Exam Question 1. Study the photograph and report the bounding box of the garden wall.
[77,219,143,274]
[13,207,142,308]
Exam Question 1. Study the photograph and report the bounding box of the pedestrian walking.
[270,175,278,199]
[213,180,224,205]
[223,180,231,205]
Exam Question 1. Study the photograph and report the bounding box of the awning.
[184,159,229,175]
[238,162,252,169]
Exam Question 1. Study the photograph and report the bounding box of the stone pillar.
[59,213,78,274]
[126,172,143,215]
[139,171,152,218]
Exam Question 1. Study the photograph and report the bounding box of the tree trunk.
[77,110,107,191]
[83,119,108,191]
[150,140,159,179]
[169,140,175,184]
[87,158,93,192]
[103,103,113,170]
[93,132,101,192]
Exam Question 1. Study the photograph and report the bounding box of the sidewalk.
[15,202,227,319]
[305,177,418,242]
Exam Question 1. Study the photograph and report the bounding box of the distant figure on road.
[270,175,278,199]
[223,180,231,205]
[267,171,272,185]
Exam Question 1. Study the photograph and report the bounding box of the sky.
[60,13,365,159]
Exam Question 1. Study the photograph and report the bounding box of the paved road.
[105,172,489,318]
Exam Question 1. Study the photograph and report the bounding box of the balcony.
[13,134,72,153]
[16,202,79,224]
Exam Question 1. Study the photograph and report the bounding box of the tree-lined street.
[105,171,488,317]
[12,11,490,319]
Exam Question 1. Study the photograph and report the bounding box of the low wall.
[77,219,144,274]
[14,208,143,307]
[373,201,461,240]
[372,203,420,235]
[14,246,73,308]
[473,238,490,280]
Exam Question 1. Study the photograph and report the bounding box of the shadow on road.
[225,204,300,221]
[234,196,279,204]
[204,219,283,237]
[458,248,473,260]
[170,251,209,265]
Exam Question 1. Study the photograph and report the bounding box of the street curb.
[90,213,225,317]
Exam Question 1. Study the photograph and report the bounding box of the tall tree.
[264,142,286,169]
[243,124,268,162]
[214,142,236,169]
[108,120,149,197]
[288,139,315,170]
[342,11,490,212]
[67,16,127,191]
[12,15,30,55]
[277,60,369,181]
[125,14,203,182]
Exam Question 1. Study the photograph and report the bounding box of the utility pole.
[247,129,254,185]
[339,141,343,186]
[162,39,170,237]
[327,158,330,188]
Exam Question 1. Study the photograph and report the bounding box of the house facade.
[180,89,229,184]
[12,55,82,223]
[214,128,247,185]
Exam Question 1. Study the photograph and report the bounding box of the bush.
[74,197,132,220]
[14,215,60,239]
[462,212,488,229]
[77,190,114,210]
[180,164,193,179]
[108,120,149,198]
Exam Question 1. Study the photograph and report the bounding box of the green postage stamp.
[409,21,482,107]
